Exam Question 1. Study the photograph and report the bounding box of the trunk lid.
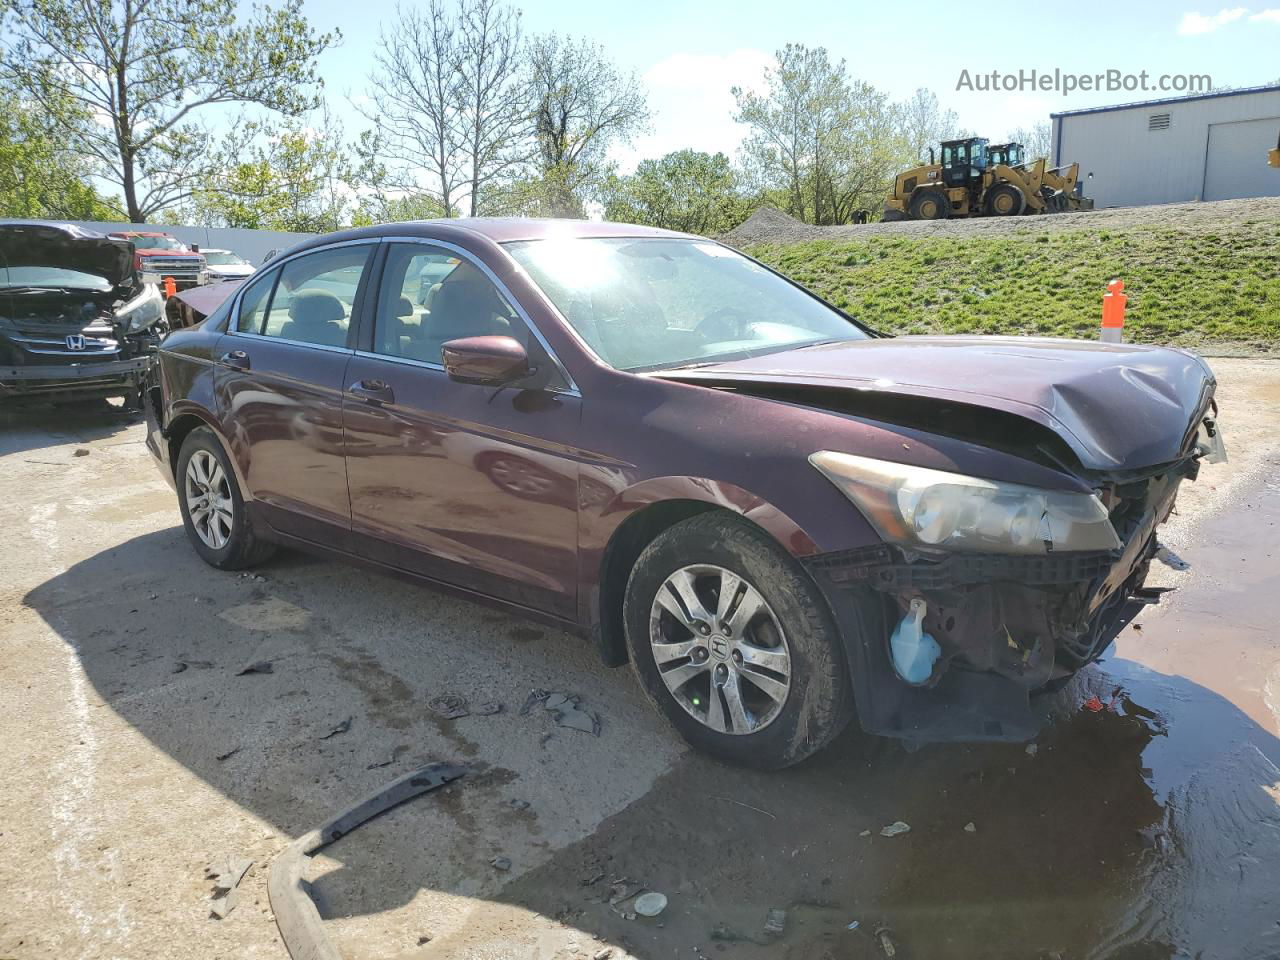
[657,335,1216,470]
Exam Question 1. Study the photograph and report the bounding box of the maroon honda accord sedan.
[143,218,1224,767]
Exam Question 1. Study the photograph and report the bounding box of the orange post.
[163,276,177,299]
[1100,278,1126,343]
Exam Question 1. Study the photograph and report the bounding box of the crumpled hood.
[659,335,1216,470]
[0,221,134,286]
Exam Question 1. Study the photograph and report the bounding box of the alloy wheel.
[648,564,792,735]
[185,450,234,550]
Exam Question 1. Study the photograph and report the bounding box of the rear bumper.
[0,355,151,399]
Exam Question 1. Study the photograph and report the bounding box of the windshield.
[505,237,868,371]
[0,265,113,292]
[204,251,247,266]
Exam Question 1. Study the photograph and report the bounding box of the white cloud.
[610,48,773,172]
[1177,7,1248,34]
[1248,7,1280,21]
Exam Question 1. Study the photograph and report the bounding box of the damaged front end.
[1,221,165,403]
[803,410,1225,745]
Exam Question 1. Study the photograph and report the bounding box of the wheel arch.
[164,403,249,497]
[585,477,822,667]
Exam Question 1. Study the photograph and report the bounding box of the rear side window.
[235,270,276,333]
[261,246,372,348]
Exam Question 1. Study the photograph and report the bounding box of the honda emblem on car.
[65,334,86,351]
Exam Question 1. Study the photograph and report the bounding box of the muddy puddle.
[485,476,1280,960]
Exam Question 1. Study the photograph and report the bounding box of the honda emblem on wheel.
[65,334,86,350]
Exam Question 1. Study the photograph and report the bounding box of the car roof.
[109,231,173,237]
[299,217,700,248]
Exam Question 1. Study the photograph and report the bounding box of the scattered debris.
[1083,695,1106,713]
[876,926,898,958]
[236,660,273,676]
[172,661,189,674]
[417,934,433,945]
[490,856,512,871]
[206,857,252,919]
[216,747,240,762]
[320,717,352,740]
[608,880,641,906]
[544,693,600,735]
[1025,743,1039,757]
[711,924,770,946]
[635,892,668,917]
[475,701,503,716]
[880,821,911,837]
[593,949,613,960]
[268,762,465,960]
[508,798,531,811]
[428,694,469,720]
[964,822,977,833]
[73,448,90,457]
[859,829,872,837]
[709,795,776,819]
[520,689,601,734]
[764,907,787,937]
[1155,545,1191,571]
[847,920,861,931]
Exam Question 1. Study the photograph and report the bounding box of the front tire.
[176,426,275,570]
[623,512,854,769]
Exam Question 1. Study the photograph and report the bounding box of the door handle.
[218,349,250,371]
[348,379,395,405]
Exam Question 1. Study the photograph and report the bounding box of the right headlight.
[809,451,1121,555]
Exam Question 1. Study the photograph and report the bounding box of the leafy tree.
[1,0,338,222]
[734,45,903,225]
[193,111,354,232]
[602,150,748,234]
[527,33,648,217]
[0,86,123,220]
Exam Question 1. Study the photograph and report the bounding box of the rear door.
[342,240,582,619]
[216,242,376,547]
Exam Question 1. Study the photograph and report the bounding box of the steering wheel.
[694,306,753,343]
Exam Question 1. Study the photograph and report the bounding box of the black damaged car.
[1,221,166,404]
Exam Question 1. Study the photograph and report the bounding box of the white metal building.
[1050,84,1280,208]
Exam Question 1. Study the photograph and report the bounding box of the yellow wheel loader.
[1270,129,1280,168]
[883,138,1092,221]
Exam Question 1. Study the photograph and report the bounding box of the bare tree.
[1,0,337,222]
[527,33,649,217]
[1005,122,1053,161]
[362,0,468,217]
[457,0,529,216]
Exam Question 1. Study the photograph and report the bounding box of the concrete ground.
[2,357,1279,960]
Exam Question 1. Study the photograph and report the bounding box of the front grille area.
[141,257,204,278]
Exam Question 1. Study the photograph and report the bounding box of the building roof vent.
[1149,112,1172,131]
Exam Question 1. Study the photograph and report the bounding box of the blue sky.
[299,0,1279,170]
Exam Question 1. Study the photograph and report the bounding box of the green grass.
[744,224,1280,347]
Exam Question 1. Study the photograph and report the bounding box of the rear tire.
[176,426,275,570]
[909,189,950,220]
[623,512,854,769]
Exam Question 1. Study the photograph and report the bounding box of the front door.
[216,242,375,546]
[343,241,582,619]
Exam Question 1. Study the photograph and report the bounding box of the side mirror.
[441,335,531,385]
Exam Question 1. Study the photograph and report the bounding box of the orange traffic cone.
[163,276,177,299]
[1100,279,1126,343]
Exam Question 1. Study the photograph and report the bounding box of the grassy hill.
[736,201,1280,351]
